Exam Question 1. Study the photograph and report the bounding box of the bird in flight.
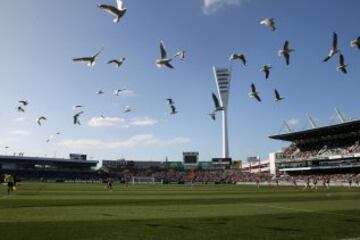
[19,100,29,106]
[249,84,261,102]
[174,50,185,60]
[350,36,360,49]
[96,90,104,95]
[323,32,340,62]
[156,41,174,69]
[166,98,175,105]
[124,106,132,113]
[114,88,126,96]
[98,0,127,23]
[274,89,284,102]
[260,18,276,31]
[212,93,224,112]
[209,111,216,121]
[229,53,246,66]
[261,65,272,79]
[337,54,348,74]
[278,41,294,66]
[17,106,25,112]
[73,105,85,110]
[72,48,104,67]
[36,116,47,126]
[73,111,84,125]
[170,105,177,115]
[108,57,125,68]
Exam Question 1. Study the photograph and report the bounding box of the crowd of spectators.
[281,140,360,160]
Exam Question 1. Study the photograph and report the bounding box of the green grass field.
[0,183,360,240]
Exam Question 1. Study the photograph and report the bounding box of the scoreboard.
[183,152,199,165]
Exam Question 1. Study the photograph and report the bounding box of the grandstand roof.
[269,119,360,142]
[0,155,99,166]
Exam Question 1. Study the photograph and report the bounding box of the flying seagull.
[212,93,224,111]
[260,65,272,79]
[209,111,216,121]
[73,111,84,125]
[278,41,294,66]
[350,36,360,49]
[73,105,85,110]
[17,106,25,112]
[323,32,339,62]
[249,84,261,102]
[337,54,347,74]
[170,105,177,115]
[274,89,284,102]
[97,0,127,23]
[156,41,174,69]
[260,18,276,31]
[114,88,126,96]
[19,100,29,106]
[72,48,104,67]
[229,53,246,66]
[36,116,47,126]
[96,90,104,95]
[108,57,125,68]
[56,131,61,135]
[166,98,174,105]
[124,106,131,113]
[174,50,185,60]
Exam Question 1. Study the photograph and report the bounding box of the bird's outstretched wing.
[333,32,338,50]
[212,93,220,109]
[164,62,174,69]
[160,41,167,59]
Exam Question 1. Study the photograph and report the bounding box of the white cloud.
[57,134,191,150]
[130,117,158,127]
[87,117,125,127]
[9,130,30,137]
[202,0,241,15]
[287,118,299,126]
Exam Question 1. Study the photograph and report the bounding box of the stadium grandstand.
[269,112,360,176]
[0,154,99,182]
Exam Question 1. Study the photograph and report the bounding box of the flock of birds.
[12,1,360,144]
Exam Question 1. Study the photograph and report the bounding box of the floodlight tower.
[213,66,232,159]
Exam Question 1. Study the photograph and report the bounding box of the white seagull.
[72,48,104,67]
[156,41,174,69]
[170,105,177,115]
[212,93,224,112]
[36,116,47,126]
[209,111,216,121]
[108,57,125,68]
[114,88,126,96]
[350,36,360,49]
[17,106,25,112]
[278,41,294,66]
[73,111,84,125]
[98,0,127,23]
[96,90,104,95]
[274,89,284,102]
[124,106,131,113]
[260,65,272,79]
[229,53,246,66]
[249,84,261,102]
[260,18,276,31]
[19,100,29,106]
[174,50,185,60]
[323,32,339,62]
[337,54,348,74]
[166,98,174,105]
[73,105,85,110]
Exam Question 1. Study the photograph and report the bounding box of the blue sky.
[0,0,360,162]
